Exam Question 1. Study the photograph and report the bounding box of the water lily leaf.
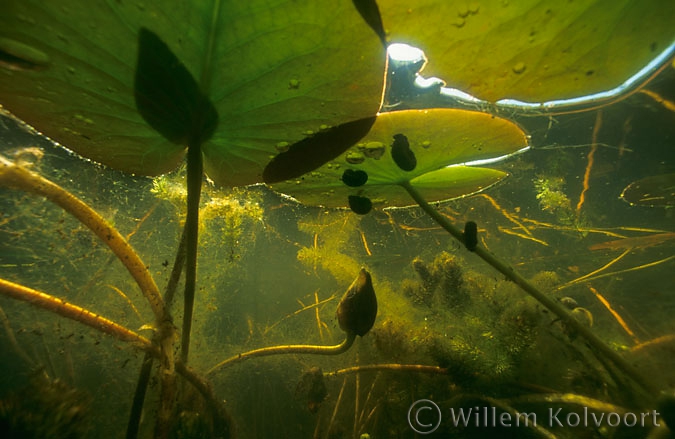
[134,28,218,146]
[379,0,675,102]
[269,108,528,208]
[0,1,385,185]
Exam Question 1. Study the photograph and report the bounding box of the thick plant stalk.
[400,181,659,398]
[0,156,165,320]
[0,155,180,438]
[0,277,155,352]
[207,332,357,375]
[126,231,186,439]
[180,142,203,364]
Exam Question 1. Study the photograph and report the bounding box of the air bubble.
[275,141,290,152]
[345,151,365,165]
[0,37,50,71]
[512,62,526,74]
[359,141,385,159]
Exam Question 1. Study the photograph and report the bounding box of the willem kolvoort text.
[448,406,661,428]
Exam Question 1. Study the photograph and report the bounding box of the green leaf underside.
[379,0,675,103]
[0,1,385,184]
[134,28,218,146]
[269,108,528,208]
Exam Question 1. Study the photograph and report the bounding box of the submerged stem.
[400,181,658,398]
[207,332,357,375]
[0,156,165,320]
[126,354,154,439]
[180,142,203,364]
[0,277,155,353]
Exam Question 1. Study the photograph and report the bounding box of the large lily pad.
[269,108,528,208]
[0,1,385,186]
[378,0,675,103]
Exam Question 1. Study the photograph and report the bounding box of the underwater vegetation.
[1,1,675,438]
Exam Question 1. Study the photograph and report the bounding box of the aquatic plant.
[1,1,674,438]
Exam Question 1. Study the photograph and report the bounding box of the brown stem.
[207,332,357,376]
[0,277,156,354]
[0,156,165,320]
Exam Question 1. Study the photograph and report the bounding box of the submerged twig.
[559,255,675,291]
[264,291,336,335]
[326,363,449,378]
[557,249,631,290]
[0,305,35,366]
[588,285,640,344]
[107,284,143,322]
[576,110,602,215]
[509,393,630,416]
[0,277,155,353]
[326,377,347,439]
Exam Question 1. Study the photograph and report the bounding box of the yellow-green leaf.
[379,0,675,102]
[270,108,528,208]
[0,1,385,185]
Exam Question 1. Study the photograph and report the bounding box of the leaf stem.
[207,332,357,376]
[180,142,203,364]
[0,155,165,320]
